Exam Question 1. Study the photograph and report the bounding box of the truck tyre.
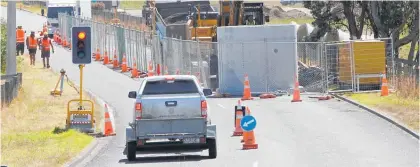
[207,138,217,159]
[127,141,137,161]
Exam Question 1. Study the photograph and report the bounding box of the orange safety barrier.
[242,74,253,100]
[291,75,302,102]
[381,71,389,96]
[259,93,276,99]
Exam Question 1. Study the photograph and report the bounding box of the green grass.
[0,1,47,15]
[268,18,314,25]
[119,0,145,10]
[1,130,93,167]
[1,56,101,167]
[343,76,419,132]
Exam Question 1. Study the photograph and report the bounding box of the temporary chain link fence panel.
[324,42,354,93]
[297,42,326,93]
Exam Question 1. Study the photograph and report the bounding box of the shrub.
[1,22,6,74]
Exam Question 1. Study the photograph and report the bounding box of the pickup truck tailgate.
[141,94,202,119]
[135,118,206,138]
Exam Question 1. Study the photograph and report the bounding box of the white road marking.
[217,104,226,109]
[253,161,259,167]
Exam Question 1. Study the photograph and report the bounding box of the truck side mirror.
[128,91,137,99]
[265,15,270,23]
[203,88,212,96]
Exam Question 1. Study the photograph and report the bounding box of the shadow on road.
[118,155,208,164]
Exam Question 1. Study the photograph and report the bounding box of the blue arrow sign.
[240,115,256,132]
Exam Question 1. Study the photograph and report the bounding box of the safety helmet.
[44,32,48,35]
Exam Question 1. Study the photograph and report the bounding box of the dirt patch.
[265,5,312,19]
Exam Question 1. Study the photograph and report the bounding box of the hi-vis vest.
[28,36,37,49]
[16,29,25,43]
[42,38,50,51]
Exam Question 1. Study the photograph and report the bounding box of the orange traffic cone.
[104,104,116,136]
[242,107,258,150]
[156,64,161,75]
[196,72,201,85]
[242,74,253,100]
[176,69,180,75]
[381,71,389,96]
[103,51,109,65]
[121,54,128,72]
[147,61,154,77]
[95,48,101,61]
[187,72,191,75]
[164,66,169,75]
[291,75,302,102]
[112,52,119,69]
[233,100,244,136]
[241,104,251,143]
[131,58,139,78]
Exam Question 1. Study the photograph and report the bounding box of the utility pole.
[6,1,17,75]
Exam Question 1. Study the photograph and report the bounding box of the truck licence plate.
[183,137,200,144]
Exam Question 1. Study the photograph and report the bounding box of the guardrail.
[1,73,22,108]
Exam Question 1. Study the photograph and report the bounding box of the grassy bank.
[0,1,47,16]
[344,76,419,132]
[1,55,102,167]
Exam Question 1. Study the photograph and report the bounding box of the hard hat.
[44,32,48,35]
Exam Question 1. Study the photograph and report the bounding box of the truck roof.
[145,75,197,82]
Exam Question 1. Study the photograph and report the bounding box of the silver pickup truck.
[125,75,217,161]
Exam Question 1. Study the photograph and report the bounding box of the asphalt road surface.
[2,8,419,167]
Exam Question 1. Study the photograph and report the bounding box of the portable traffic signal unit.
[72,27,91,64]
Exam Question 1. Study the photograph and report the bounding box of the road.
[2,8,419,167]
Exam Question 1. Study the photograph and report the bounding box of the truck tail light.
[135,103,142,119]
[201,100,207,118]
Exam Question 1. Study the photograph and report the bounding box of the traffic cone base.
[233,131,243,136]
[241,97,254,101]
[242,131,258,150]
[243,143,259,150]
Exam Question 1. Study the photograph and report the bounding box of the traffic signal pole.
[79,64,84,109]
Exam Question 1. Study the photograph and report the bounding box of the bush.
[1,22,6,74]
[91,2,105,11]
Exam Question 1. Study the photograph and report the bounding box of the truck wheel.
[207,138,217,159]
[127,141,137,161]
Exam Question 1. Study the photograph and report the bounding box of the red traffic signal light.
[77,32,86,40]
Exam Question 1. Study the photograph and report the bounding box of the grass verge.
[344,76,419,133]
[120,0,145,10]
[1,1,47,16]
[1,55,102,167]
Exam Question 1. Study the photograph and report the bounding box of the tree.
[304,1,419,61]
[367,1,419,60]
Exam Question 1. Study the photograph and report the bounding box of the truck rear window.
[142,79,199,95]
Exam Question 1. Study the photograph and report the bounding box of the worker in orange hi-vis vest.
[38,32,54,68]
[16,26,25,56]
[26,31,38,66]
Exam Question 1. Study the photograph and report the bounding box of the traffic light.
[72,26,91,64]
